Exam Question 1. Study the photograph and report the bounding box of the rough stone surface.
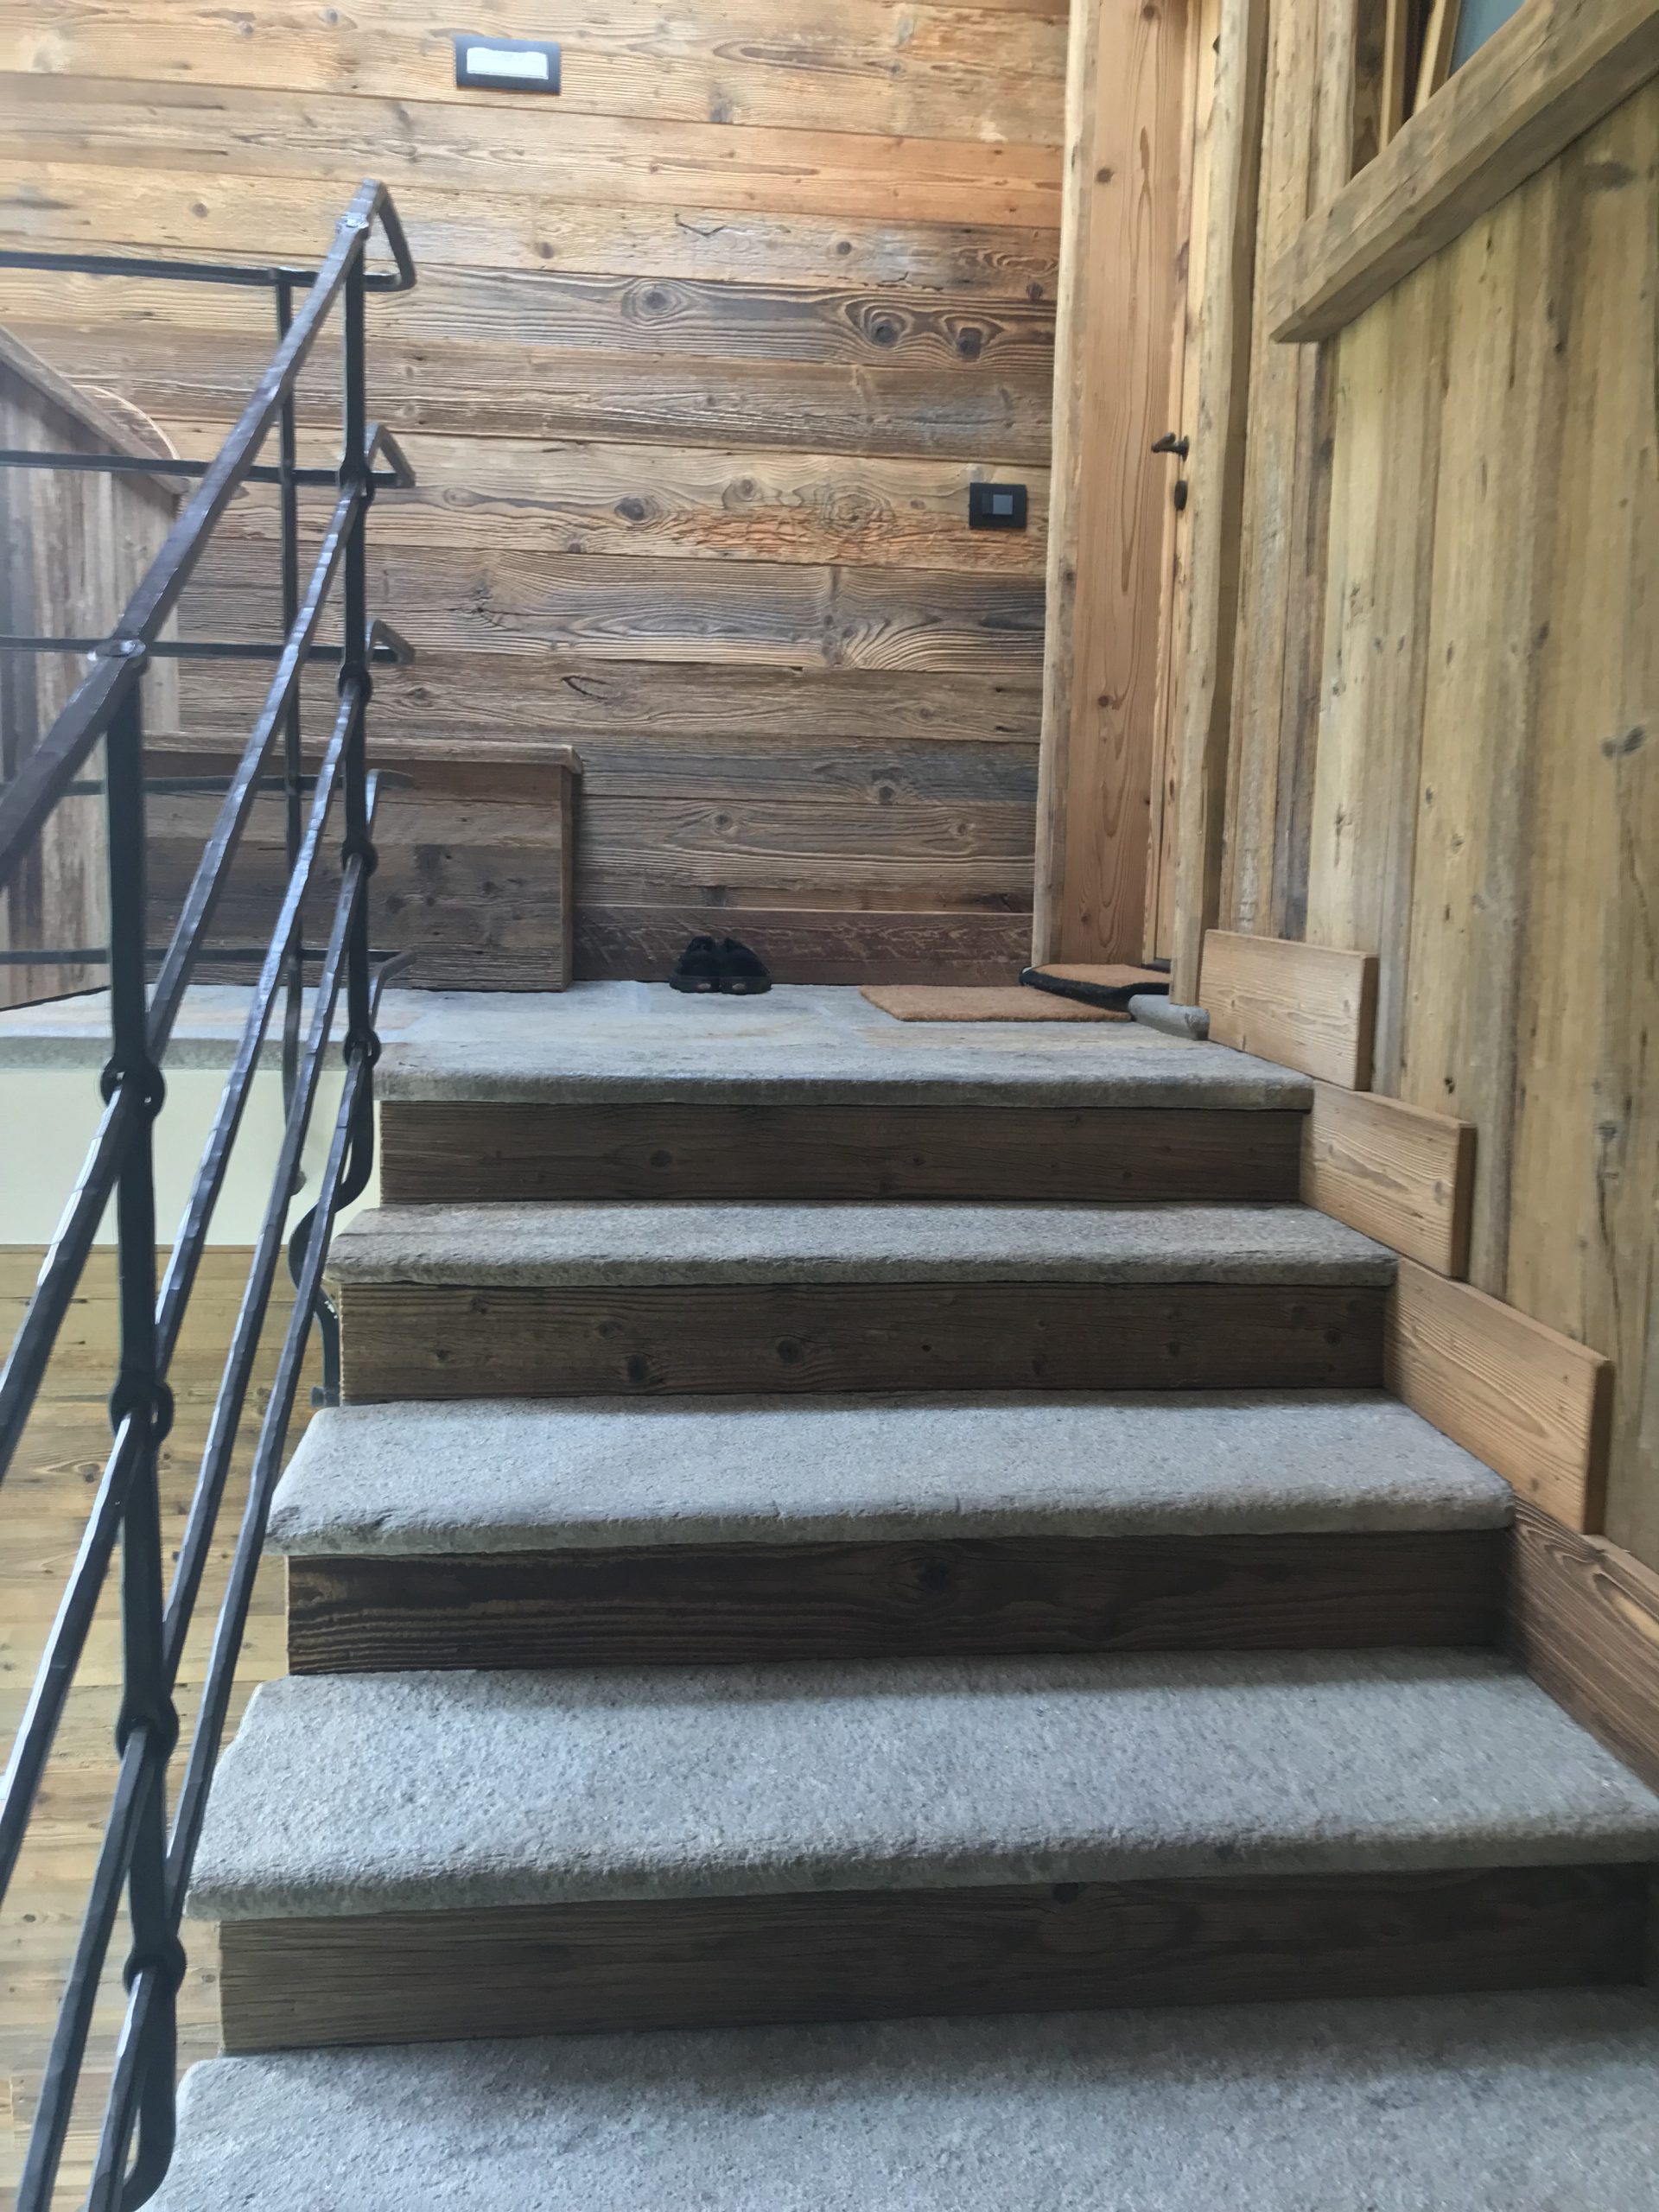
[187,1650,1659,1922]
[371,982,1306,1105]
[1130,994,1210,1039]
[269,1391,1512,1557]
[328,1200,1394,1288]
[152,1987,1659,2210]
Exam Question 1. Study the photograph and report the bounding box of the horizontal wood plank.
[0,75,1063,230]
[176,657,1044,748]
[1509,1497,1659,1796]
[12,321,1054,463]
[1201,930,1378,1088]
[4,0,1067,147]
[286,1528,1503,1672]
[378,1101,1305,1205]
[219,1862,1646,2049]
[1301,1082,1475,1275]
[336,1281,1387,1400]
[182,543,1047,672]
[0,160,1062,299]
[574,904,1034,982]
[1268,0,1659,340]
[168,423,1050,578]
[1385,1260,1613,1532]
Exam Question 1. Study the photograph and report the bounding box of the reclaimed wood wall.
[0,1,1065,982]
[1217,9,1659,1565]
[0,330,178,1007]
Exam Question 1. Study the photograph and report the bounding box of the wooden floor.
[0,1251,310,2205]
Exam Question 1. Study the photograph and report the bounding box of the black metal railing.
[0,182,415,2209]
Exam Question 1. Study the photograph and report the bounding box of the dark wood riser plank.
[378,1102,1306,1205]
[219,1862,1648,2051]
[337,1282,1386,1401]
[287,1529,1504,1673]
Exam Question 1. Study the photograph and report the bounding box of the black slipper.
[669,934,722,993]
[716,937,771,995]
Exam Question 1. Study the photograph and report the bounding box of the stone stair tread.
[153,1987,1659,2211]
[329,1200,1393,1287]
[269,1390,1510,1557]
[188,1649,1659,1923]
[372,981,1310,1108]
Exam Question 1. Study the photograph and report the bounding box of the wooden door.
[1144,0,1223,962]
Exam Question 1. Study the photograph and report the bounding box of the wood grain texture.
[218,1862,1646,2050]
[575,904,1035,983]
[3,0,1069,147]
[1386,1261,1613,1533]
[4,0,1064,977]
[1169,0,1270,1001]
[1033,0,1186,963]
[1301,1083,1474,1276]
[1509,1497,1659,1797]
[286,1528,1503,1673]
[1200,931,1377,1088]
[1269,0,1659,340]
[379,1100,1306,1205]
[336,1280,1387,1401]
[0,159,1063,299]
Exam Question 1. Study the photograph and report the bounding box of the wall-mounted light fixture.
[453,33,562,92]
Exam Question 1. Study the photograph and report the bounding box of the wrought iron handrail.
[0,182,415,2209]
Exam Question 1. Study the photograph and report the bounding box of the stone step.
[271,1392,1511,1670]
[152,1987,1659,2212]
[329,1201,1394,1401]
[190,1649,1659,2048]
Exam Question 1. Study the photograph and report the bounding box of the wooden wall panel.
[1201,41,1659,1567]
[0,0,1064,982]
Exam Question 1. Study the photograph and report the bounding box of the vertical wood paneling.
[1033,0,1186,965]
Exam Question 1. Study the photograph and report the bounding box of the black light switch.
[969,481,1027,531]
[454,33,561,92]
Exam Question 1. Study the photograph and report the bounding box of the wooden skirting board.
[1199,930,1377,1088]
[1387,1261,1612,1535]
[1301,1083,1474,1277]
[378,1101,1306,1207]
[1510,1500,1659,1798]
[286,1528,1503,1674]
[336,1281,1387,1402]
[218,1861,1646,2050]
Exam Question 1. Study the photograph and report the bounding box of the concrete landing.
[371,982,1305,1106]
[188,1650,1659,1922]
[328,1200,1394,1288]
[152,1987,1659,2210]
[269,1391,1512,1557]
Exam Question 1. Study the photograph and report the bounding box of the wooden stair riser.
[336,1281,1387,1401]
[378,1102,1306,1205]
[218,1862,1648,2050]
[286,1529,1504,1673]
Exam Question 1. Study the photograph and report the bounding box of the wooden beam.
[1301,1083,1474,1275]
[1033,0,1187,963]
[1385,1261,1613,1532]
[1510,1499,1659,1796]
[1200,930,1378,1087]
[219,1862,1645,2050]
[1168,0,1271,1001]
[1268,0,1659,342]
[1414,0,1465,113]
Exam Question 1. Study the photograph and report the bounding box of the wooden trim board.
[336,1281,1387,1402]
[859,986,1121,1022]
[218,1861,1644,2050]
[1268,0,1659,340]
[1200,930,1378,1087]
[1510,1498,1659,1796]
[1386,1260,1612,1531]
[286,1528,1504,1674]
[1301,1082,1474,1275]
[378,1101,1306,1206]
